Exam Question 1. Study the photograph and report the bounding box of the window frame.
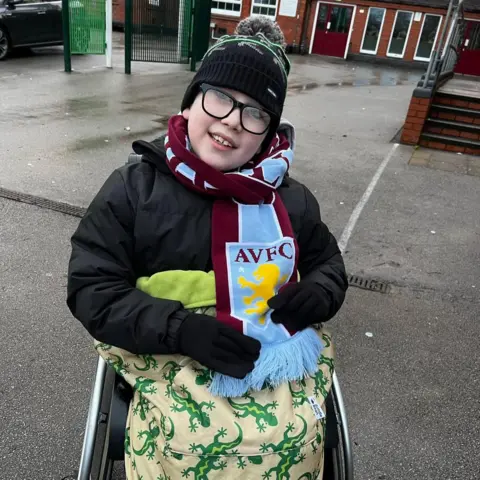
[250,0,279,19]
[360,7,387,55]
[211,0,242,18]
[386,10,414,58]
[414,13,443,62]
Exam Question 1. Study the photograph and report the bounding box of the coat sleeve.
[67,169,183,354]
[297,186,348,321]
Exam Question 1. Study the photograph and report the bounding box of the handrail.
[420,0,465,92]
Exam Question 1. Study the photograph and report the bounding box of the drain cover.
[348,274,391,294]
[0,187,86,218]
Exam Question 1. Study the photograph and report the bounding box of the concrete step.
[426,118,480,133]
[430,103,480,119]
[420,132,480,155]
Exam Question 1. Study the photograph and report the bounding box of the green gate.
[69,0,106,54]
[125,0,211,73]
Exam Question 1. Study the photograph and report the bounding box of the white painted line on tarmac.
[338,143,399,254]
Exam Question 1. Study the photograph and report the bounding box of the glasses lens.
[203,88,234,118]
[242,106,272,134]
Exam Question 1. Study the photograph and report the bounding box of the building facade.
[210,0,480,74]
[112,0,480,75]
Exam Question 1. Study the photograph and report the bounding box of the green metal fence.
[125,0,211,73]
[190,0,211,64]
[126,0,192,64]
[69,0,106,54]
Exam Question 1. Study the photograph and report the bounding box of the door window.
[329,6,352,34]
[316,3,328,31]
[361,7,386,54]
[387,11,413,57]
[414,14,442,61]
[467,22,480,50]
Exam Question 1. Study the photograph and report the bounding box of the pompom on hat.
[181,16,291,145]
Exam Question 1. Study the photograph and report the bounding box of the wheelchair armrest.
[107,375,133,461]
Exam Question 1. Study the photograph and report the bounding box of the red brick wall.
[348,1,449,61]
[212,0,309,46]
[401,96,432,145]
[113,0,124,25]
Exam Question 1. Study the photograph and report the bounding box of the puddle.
[288,82,319,92]
[69,125,164,152]
[64,96,109,112]
[288,70,421,93]
[323,78,408,87]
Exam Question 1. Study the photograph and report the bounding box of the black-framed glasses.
[199,83,273,135]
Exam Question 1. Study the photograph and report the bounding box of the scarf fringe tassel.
[208,328,323,398]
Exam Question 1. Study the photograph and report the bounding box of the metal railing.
[420,0,465,91]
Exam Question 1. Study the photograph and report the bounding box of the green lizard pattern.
[162,361,182,392]
[193,366,213,386]
[310,431,323,455]
[105,353,130,376]
[297,469,321,480]
[319,354,334,377]
[169,384,215,432]
[133,392,152,421]
[160,412,175,442]
[236,455,264,470]
[95,342,112,352]
[125,427,131,456]
[260,415,309,479]
[288,379,309,409]
[321,333,332,349]
[133,376,158,395]
[134,354,159,372]
[228,393,278,432]
[311,367,330,399]
[162,362,215,433]
[181,423,243,479]
[133,419,161,461]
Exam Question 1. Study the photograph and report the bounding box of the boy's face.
[182,87,269,172]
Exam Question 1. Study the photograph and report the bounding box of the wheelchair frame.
[77,356,353,480]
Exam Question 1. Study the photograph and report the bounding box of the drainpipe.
[299,0,313,54]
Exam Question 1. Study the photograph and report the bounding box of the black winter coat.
[67,138,348,354]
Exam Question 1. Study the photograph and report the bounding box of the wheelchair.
[77,152,354,479]
[77,356,354,480]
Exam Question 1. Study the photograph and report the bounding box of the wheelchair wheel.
[89,366,115,480]
[322,373,354,480]
[323,441,346,480]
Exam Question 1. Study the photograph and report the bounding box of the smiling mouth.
[210,133,236,148]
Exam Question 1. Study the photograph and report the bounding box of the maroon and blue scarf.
[165,115,323,397]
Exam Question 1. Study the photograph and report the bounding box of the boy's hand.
[267,281,331,331]
[177,313,261,379]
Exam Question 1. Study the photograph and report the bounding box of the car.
[0,0,63,59]
[0,0,88,60]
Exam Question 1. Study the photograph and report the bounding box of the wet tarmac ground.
[1,38,479,480]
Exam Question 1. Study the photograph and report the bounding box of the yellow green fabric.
[136,270,216,309]
[92,269,333,479]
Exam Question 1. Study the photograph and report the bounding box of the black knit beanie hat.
[181,16,291,148]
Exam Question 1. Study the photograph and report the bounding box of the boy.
[68,16,347,480]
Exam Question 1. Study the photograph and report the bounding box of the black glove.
[176,312,261,379]
[267,281,332,331]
